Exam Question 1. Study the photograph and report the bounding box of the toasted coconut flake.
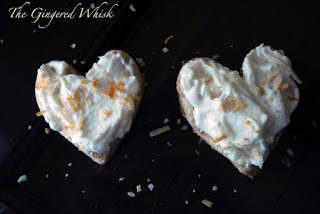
[118,100,125,105]
[213,134,227,143]
[272,76,283,90]
[204,62,211,67]
[92,78,99,87]
[62,108,75,124]
[104,111,112,117]
[36,110,46,116]
[129,3,136,12]
[149,125,170,137]
[79,119,86,127]
[254,150,262,157]
[119,177,125,181]
[87,99,92,106]
[81,80,88,85]
[246,120,255,129]
[116,81,126,93]
[123,71,129,76]
[265,60,268,63]
[201,199,213,208]
[108,81,117,99]
[279,84,288,91]
[125,96,134,109]
[66,96,77,112]
[270,97,274,102]
[288,96,299,101]
[220,103,225,112]
[242,103,248,109]
[164,35,174,44]
[45,128,50,134]
[255,130,260,133]
[243,138,249,141]
[102,71,108,76]
[136,184,142,193]
[261,75,277,85]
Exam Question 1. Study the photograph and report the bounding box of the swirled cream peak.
[179,44,300,168]
[35,50,142,154]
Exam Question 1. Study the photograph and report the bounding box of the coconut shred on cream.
[179,44,300,168]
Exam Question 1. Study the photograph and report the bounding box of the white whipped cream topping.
[35,50,141,154]
[179,44,300,168]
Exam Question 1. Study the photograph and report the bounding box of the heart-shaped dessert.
[177,44,301,178]
[35,50,144,164]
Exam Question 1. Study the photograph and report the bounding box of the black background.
[1,0,320,213]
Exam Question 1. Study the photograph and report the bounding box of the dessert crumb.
[195,150,200,155]
[286,148,294,156]
[119,177,125,181]
[212,186,218,191]
[192,189,196,193]
[162,47,169,53]
[90,3,95,9]
[167,142,172,147]
[212,55,220,59]
[127,191,135,197]
[135,58,146,67]
[148,183,154,191]
[163,118,169,124]
[149,126,170,137]
[129,4,136,12]
[28,125,32,130]
[147,178,151,182]
[45,128,50,134]
[68,162,73,167]
[136,184,142,193]
[185,200,189,204]
[312,120,318,128]
[65,173,69,177]
[80,60,86,64]
[201,199,213,208]
[70,43,76,49]
[181,125,188,130]
[17,175,27,183]
[176,119,181,124]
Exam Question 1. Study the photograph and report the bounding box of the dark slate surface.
[1,0,320,213]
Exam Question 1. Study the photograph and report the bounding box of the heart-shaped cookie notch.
[35,50,144,164]
[177,44,301,178]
